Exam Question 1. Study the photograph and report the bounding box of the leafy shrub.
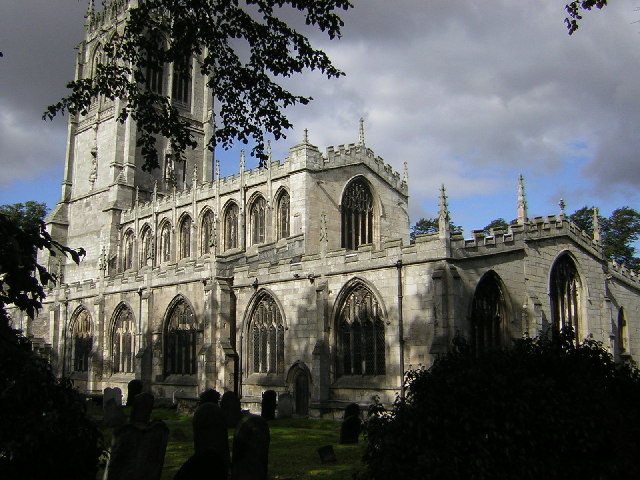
[363,330,640,479]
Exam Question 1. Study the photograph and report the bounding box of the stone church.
[23,0,640,415]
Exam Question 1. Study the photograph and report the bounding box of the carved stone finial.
[267,140,272,169]
[135,186,139,205]
[438,184,451,239]
[303,128,309,144]
[192,164,198,185]
[559,198,566,217]
[153,180,157,195]
[240,149,245,170]
[359,117,365,146]
[403,161,408,186]
[517,174,528,225]
[593,207,601,243]
[215,157,220,180]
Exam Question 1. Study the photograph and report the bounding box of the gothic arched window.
[164,298,198,376]
[341,178,374,250]
[172,55,191,105]
[123,230,134,271]
[337,283,385,376]
[159,221,172,263]
[71,308,92,373]
[201,210,215,255]
[146,46,164,95]
[276,190,290,240]
[224,203,239,251]
[112,304,135,374]
[140,225,153,268]
[470,271,508,355]
[179,215,192,259]
[550,254,581,340]
[250,196,267,245]
[249,293,285,374]
[617,307,627,358]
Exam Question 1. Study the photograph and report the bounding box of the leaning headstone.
[221,391,241,428]
[174,448,228,480]
[318,445,337,464]
[103,398,126,428]
[192,403,230,467]
[103,387,123,410]
[126,379,143,406]
[103,421,169,480]
[277,393,293,419]
[130,392,154,425]
[261,390,276,420]
[231,415,270,480]
[199,388,221,405]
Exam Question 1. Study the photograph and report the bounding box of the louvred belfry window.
[165,299,198,375]
[341,179,373,250]
[250,293,285,374]
[337,284,385,376]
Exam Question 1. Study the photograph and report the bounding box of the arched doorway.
[294,372,309,416]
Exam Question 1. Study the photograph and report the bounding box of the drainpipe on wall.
[396,260,405,400]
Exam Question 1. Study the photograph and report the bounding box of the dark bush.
[363,329,640,479]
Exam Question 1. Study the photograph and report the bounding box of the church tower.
[45,0,212,283]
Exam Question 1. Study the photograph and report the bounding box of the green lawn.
[99,408,364,480]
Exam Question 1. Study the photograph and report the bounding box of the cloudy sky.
[1,1,640,235]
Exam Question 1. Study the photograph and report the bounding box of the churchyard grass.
[99,408,364,479]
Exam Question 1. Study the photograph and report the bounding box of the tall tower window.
[337,283,385,376]
[249,292,285,374]
[250,196,266,245]
[224,203,239,251]
[276,190,290,240]
[172,55,191,105]
[201,210,215,255]
[164,297,199,376]
[159,221,172,263]
[111,304,135,374]
[341,178,373,250]
[179,215,192,259]
[71,308,93,373]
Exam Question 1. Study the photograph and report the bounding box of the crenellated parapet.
[85,0,128,35]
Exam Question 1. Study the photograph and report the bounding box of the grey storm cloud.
[2,0,639,220]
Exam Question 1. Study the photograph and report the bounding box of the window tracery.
[179,215,192,259]
[201,210,215,255]
[224,203,239,251]
[250,196,266,245]
[123,230,134,271]
[276,191,290,240]
[71,309,92,373]
[550,254,581,339]
[112,305,135,374]
[140,226,153,268]
[164,298,198,375]
[470,272,507,354]
[341,179,373,250]
[250,293,284,374]
[160,222,171,263]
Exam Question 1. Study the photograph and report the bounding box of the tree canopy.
[45,0,353,170]
[410,217,462,243]
[569,205,640,270]
[363,329,640,479]
[482,218,510,235]
[0,201,48,235]
[565,1,608,35]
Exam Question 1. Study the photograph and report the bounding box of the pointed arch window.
[250,293,285,374]
[172,55,191,105]
[146,47,164,95]
[337,284,385,376]
[140,226,153,268]
[341,178,373,250]
[550,254,581,341]
[112,305,135,374]
[179,215,192,259]
[160,222,172,263]
[123,230,134,271]
[71,309,92,373]
[470,272,508,355]
[201,210,215,255]
[276,190,290,240]
[224,203,239,251]
[164,298,198,375]
[250,196,267,245]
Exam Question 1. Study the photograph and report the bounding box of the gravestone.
[103,387,123,409]
[199,388,221,405]
[261,390,276,420]
[103,421,169,480]
[277,393,293,419]
[318,445,337,464]
[231,415,270,480]
[192,403,230,467]
[130,392,154,425]
[126,379,143,406]
[173,389,187,404]
[344,403,360,419]
[221,391,241,428]
[174,448,228,480]
[339,411,361,445]
[103,398,126,428]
